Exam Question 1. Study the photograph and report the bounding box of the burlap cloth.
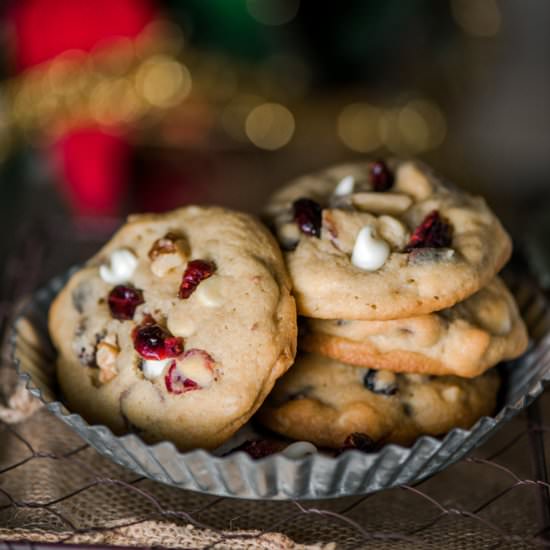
[1,359,549,550]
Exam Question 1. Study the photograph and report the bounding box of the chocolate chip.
[363,369,398,396]
[227,439,285,459]
[280,240,298,252]
[75,318,87,337]
[337,432,376,454]
[73,325,106,367]
[402,403,413,417]
[71,284,89,313]
[77,347,96,367]
[94,330,107,344]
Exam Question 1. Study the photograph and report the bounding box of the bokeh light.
[47,50,88,96]
[398,104,431,152]
[90,78,143,125]
[378,107,404,153]
[135,55,191,107]
[221,94,264,142]
[245,102,295,150]
[92,37,136,77]
[407,99,447,149]
[135,19,185,57]
[337,102,381,152]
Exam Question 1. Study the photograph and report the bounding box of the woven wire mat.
[1,397,550,548]
[1,219,550,549]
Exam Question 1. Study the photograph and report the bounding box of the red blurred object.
[134,157,213,212]
[7,0,159,216]
[9,0,157,70]
[53,128,131,217]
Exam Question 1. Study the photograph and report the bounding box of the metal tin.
[10,270,550,499]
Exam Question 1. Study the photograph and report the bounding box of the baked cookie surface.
[302,277,528,378]
[265,160,512,320]
[258,354,500,448]
[49,206,297,451]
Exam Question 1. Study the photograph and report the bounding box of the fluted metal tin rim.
[10,269,550,499]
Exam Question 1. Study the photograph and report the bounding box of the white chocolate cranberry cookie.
[302,277,528,378]
[257,354,500,448]
[49,206,297,451]
[265,159,512,320]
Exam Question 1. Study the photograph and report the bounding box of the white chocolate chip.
[351,226,390,271]
[333,175,354,196]
[282,441,317,459]
[395,162,433,200]
[322,209,378,254]
[441,386,461,403]
[99,249,138,285]
[352,192,412,215]
[167,310,196,337]
[142,358,172,380]
[277,222,301,250]
[377,215,409,250]
[177,354,214,387]
[195,276,225,308]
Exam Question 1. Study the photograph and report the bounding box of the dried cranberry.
[337,433,376,454]
[405,210,453,251]
[293,198,322,238]
[164,362,199,394]
[229,439,284,459]
[369,160,394,191]
[133,324,183,360]
[108,286,144,320]
[179,259,216,299]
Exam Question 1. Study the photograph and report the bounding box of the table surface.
[1,388,549,549]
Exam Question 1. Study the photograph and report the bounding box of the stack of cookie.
[259,159,528,449]
[47,159,528,454]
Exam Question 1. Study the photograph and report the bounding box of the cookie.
[302,277,528,378]
[49,206,297,451]
[257,354,500,448]
[265,159,512,320]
